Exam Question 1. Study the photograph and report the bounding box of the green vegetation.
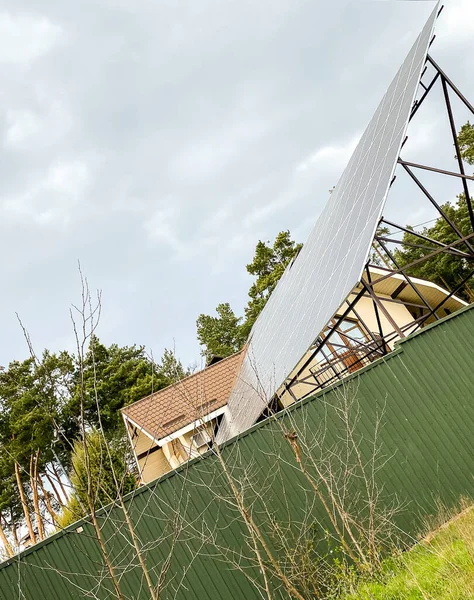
[0,339,186,554]
[394,195,474,301]
[341,506,474,600]
[196,230,302,362]
[57,430,137,529]
[394,122,474,301]
[458,121,474,165]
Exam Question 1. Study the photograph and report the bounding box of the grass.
[342,506,474,600]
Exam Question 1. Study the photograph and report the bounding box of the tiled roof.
[121,349,246,440]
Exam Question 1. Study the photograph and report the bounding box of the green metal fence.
[1,305,473,599]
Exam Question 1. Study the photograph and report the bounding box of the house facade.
[121,351,245,483]
[123,267,466,484]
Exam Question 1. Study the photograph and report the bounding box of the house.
[121,350,245,483]
[123,267,466,484]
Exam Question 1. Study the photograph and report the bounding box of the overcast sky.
[1,0,473,369]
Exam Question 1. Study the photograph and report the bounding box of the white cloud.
[46,160,90,194]
[437,0,474,46]
[4,110,41,145]
[4,100,73,148]
[296,135,360,173]
[2,159,92,226]
[144,206,182,249]
[0,12,63,64]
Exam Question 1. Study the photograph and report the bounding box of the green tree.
[242,231,303,337]
[196,231,302,360]
[158,348,189,383]
[0,351,75,545]
[196,303,246,363]
[458,121,474,165]
[57,430,136,528]
[67,338,168,436]
[394,195,474,299]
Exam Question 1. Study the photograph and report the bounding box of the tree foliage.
[242,231,303,337]
[196,304,246,363]
[57,430,136,529]
[196,231,302,361]
[458,121,474,166]
[67,338,169,436]
[158,348,189,383]
[394,195,474,299]
[0,341,184,551]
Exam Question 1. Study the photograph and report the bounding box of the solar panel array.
[216,3,439,442]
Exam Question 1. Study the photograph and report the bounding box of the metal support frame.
[294,315,426,400]
[414,267,474,332]
[427,54,474,114]
[377,235,468,258]
[400,163,474,254]
[374,237,440,321]
[364,265,389,347]
[281,42,474,403]
[380,218,470,258]
[280,287,367,395]
[360,278,405,338]
[368,233,474,286]
[441,77,474,229]
[397,158,474,182]
[349,298,388,355]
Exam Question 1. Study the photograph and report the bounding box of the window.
[191,428,211,450]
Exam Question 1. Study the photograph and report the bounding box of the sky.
[0,0,473,369]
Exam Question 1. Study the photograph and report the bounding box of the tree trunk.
[14,461,36,545]
[38,476,58,527]
[0,514,13,559]
[9,511,19,550]
[51,462,69,503]
[30,452,45,541]
[45,471,65,507]
[89,507,124,600]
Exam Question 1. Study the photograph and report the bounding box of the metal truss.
[278,9,474,407]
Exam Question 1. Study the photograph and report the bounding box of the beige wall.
[131,421,217,484]
[345,291,417,344]
[139,443,171,483]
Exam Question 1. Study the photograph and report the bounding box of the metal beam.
[375,238,440,320]
[400,163,474,254]
[391,281,408,300]
[364,232,474,286]
[413,268,474,333]
[427,54,474,114]
[365,265,388,347]
[398,158,474,181]
[347,299,387,354]
[376,235,468,258]
[360,278,405,338]
[410,72,439,121]
[441,76,474,231]
[380,218,470,258]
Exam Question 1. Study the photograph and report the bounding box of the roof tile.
[122,349,245,440]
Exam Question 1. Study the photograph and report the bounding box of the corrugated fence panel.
[0,305,474,599]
